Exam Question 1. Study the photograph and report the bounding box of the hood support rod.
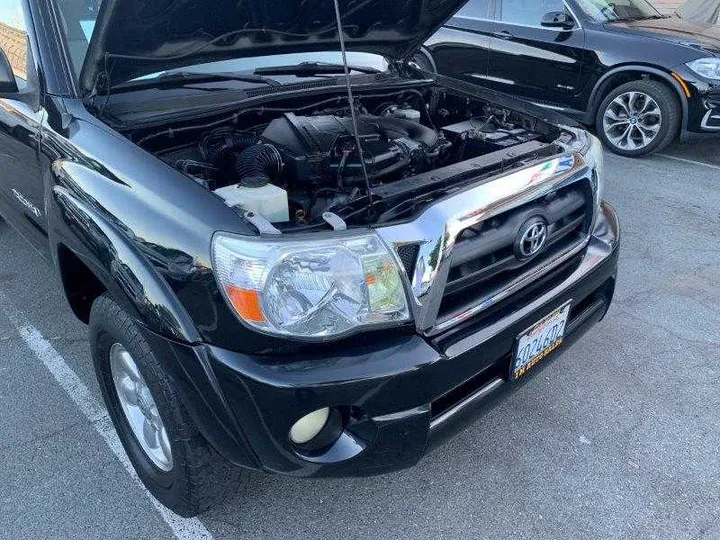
[332,0,374,210]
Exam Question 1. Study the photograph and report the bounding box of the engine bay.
[136,87,563,230]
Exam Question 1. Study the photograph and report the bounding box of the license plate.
[511,301,572,381]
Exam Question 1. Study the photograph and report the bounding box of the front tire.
[596,79,680,157]
[90,294,241,516]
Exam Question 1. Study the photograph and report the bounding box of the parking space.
[661,140,720,169]
[1,142,718,540]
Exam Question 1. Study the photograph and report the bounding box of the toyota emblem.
[516,218,548,259]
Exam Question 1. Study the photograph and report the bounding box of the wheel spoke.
[604,108,630,131]
[627,92,641,114]
[119,378,139,406]
[636,123,658,146]
[606,119,629,130]
[633,126,649,148]
[159,429,172,462]
[639,108,661,123]
[638,98,660,118]
[638,121,660,135]
[611,95,631,116]
[604,109,625,122]
[119,350,141,383]
[608,124,631,147]
[626,128,638,150]
[143,417,160,449]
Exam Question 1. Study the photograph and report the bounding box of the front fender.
[49,169,201,344]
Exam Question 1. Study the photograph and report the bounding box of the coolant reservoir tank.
[392,108,422,123]
[214,183,289,223]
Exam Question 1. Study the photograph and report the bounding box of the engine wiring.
[143,87,553,233]
[134,89,434,147]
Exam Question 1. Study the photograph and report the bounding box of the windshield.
[574,0,662,22]
[54,0,389,85]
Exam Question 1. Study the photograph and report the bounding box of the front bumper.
[143,203,620,477]
[673,67,720,139]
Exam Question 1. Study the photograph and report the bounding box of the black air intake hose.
[206,133,260,165]
[234,144,283,187]
[362,115,439,148]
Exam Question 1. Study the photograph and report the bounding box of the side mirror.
[541,11,576,29]
[0,48,20,94]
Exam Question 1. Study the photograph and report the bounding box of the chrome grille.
[438,183,592,321]
[377,152,596,336]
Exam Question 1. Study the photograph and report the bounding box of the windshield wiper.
[610,14,669,22]
[155,71,281,86]
[254,61,381,76]
[117,71,281,90]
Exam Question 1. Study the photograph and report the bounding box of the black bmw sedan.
[425,0,720,156]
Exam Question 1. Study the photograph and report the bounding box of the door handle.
[492,30,514,39]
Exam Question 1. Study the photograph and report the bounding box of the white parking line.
[0,292,215,540]
[657,154,720,171]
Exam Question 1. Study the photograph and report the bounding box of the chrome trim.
[700,109,720,130]
[430,378,505,430]
[444,202,619,359]
[529,101,568,111]
[469,73,515,86]
[433,239,587,334]
[376,153,594,335]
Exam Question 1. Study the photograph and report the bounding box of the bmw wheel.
[90,294,242,516]
[596,80,680,157]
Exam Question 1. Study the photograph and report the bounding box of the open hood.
[80,0,467,96]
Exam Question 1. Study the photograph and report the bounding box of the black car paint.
[426,0,720,138]
[0,0,619,477]
[143,205,619,474]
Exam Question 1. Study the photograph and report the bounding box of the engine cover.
[261,113,439,187]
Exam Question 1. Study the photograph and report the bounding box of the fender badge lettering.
[11,189,42,219]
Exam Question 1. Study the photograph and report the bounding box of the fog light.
[289,407,330,444]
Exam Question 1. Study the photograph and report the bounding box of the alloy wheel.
[109,343,173,471]
[602,91,662,151]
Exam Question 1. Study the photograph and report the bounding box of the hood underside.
[80,0,466,95]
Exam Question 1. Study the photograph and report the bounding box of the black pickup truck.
[0,0,618,516]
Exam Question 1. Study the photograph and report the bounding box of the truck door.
[0,1,47,254]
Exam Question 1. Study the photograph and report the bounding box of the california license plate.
[511,301,572,381]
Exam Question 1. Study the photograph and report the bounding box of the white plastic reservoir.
[214,183,289,223]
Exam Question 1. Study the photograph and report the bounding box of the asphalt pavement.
[0,140,718,540]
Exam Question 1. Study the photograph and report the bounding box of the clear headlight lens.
[586,133,605,203]
[562,127,605,204]
[686,58,720,80]
[212,232,410,339]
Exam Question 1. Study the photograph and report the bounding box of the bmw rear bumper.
[143,203,619,477]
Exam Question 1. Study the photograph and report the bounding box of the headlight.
[585,133,605,203]
[686,58,720,80]
[561,127,605,204]
[212,232,411,339]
